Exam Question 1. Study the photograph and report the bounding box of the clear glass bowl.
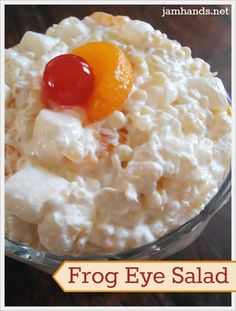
[5,170,231,274]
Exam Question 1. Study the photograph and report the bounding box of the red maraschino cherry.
[42,54,94,109]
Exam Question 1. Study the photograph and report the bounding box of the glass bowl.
[5,170,231,274]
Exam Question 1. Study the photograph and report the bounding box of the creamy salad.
[5,13,231,255]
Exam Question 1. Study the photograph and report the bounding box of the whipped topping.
[5,14,231,255]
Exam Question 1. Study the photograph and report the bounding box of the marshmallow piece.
[5,50,33,87]
[144,74,178,108]
[20,31,59,57]
[38,193,93,255]
[31,109,83,163]
[108,20,154,47]
[106,111,127,129]
[5,162,68,223]
[187,77,229,110]
[31,109,97,164]
[54,17,90,44]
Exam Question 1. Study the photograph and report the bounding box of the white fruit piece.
[30,109,97,164]
[19,31,59,57]
[5,162,68,224]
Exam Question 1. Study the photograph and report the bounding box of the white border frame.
[1,1,235,310]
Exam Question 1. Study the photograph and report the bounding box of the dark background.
[5,4,231,307]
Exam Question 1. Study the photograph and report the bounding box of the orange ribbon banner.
[53,261,236,292]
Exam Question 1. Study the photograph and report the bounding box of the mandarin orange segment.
[72,41,134,121]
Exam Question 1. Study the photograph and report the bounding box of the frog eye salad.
[5,12,231,256]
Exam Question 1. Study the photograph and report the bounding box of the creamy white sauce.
[5,15,231,255]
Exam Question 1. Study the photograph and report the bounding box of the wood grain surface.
[5,4,231,307]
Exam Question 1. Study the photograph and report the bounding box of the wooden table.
[5,4,231,307]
